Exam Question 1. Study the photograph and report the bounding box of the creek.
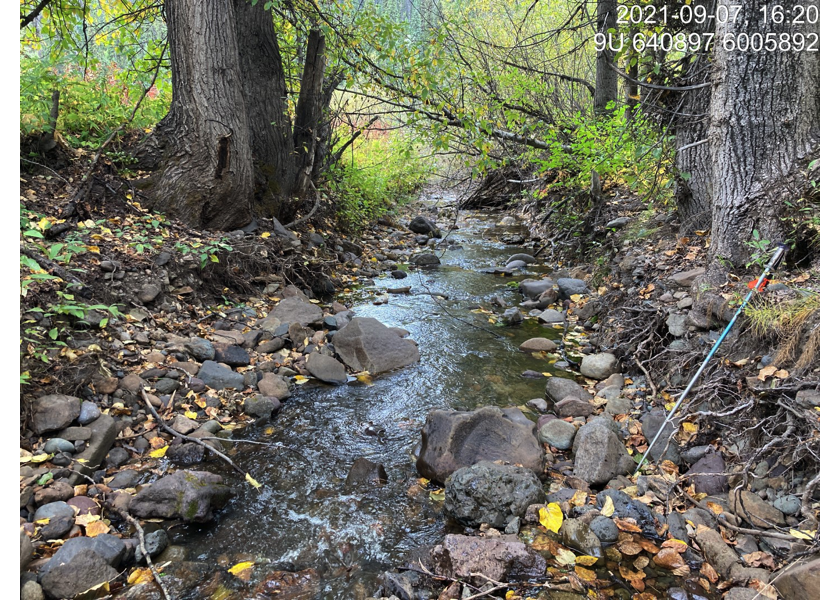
[171,192,576,598]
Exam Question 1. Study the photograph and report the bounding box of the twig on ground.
[140,388,248,477]
[118,509,173,600]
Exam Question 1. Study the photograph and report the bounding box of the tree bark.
[705,0,819,277]
[292,27,328,196]
[594,0,617,114]
[232,0,294,215]
[144,0,254,230]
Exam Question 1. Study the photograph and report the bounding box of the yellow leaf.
[86,245,101,254]
[789,529,816,540]
[539,502,564,533]
[293,375,310,384]
[185,410,198,419]
[575,555,599,566]
[245,473,262,489]
[553,547,576,566]
[575,566,597,581]
[776,369,789,379]
[706,501,723,515]
[85,519,111,537]
[128,568,155,586]
[570,489,589,507]
[263,426,275,435]
[429,490,445,502]
[682,422,698,434]
[227,561,254,576]
[260,232,271,238]
[570,294,582,302]
[664,401,676,411]
[542,372,553,377]
[356,372,373,385]
[601,496,615,517]
[30,453,52,463]
[75,513,101,527]
[149,446,169,458]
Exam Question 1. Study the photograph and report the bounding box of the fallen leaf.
[633,556,650,570]
[776,369,789,379]
[574,566,597,582]
[245,473,262,489]
[743,551,775,569]
[600,496,615,517]
[700,562,719,583]
[615,518,642,532]
[553,547,576,566]
[661,539,687,552]
[788,529,816,540]
[575,555,599,566]
[185,410,198,419]
[149,437,167,450]
[127,568,154,586]
[705,501,724,515]
[748,580,778,600]
[75,513,100,527]
[570,490,589,507]
[539,503,565,533]
[617,540,643,556]
[682,422,698,434]
[637,538,660,553]
[429,490,445,502]
[758,365,778,381]
[227,561,254,579]
[149,446,168,458]
[85,520,111,537]
[653,547,686,569]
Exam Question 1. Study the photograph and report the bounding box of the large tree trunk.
[291,27,328,196]
[705,0,819,278]
[145,0,254,230]
[232,0,294,215]
[593,0,617,114]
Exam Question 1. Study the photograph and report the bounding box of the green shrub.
[327,129,430,230]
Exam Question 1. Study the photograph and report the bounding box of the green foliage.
[327,130,430,230]
[539,105,674,204]
[173,239,233,270]
[745,229,774,271]
[20,50,171,148]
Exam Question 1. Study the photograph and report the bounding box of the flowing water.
[170,194,577,598]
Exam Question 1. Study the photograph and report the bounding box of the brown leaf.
[615,518,642,533]
[85,520,111,537]
[575,566,597,582]
[633,556,650,570]
[758,365,778,381]
[743,551,776,569]
[748,581,778,600]
[653,547,686,570]
[637,538,660,554]
[661,539,688,553]
[700,562,719,583]
[618,541,643,556]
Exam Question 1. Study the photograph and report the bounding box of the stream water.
[168,194,580,598]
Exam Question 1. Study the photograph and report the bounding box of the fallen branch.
[21,245,83,286]
[118,509,173,600]
[140,389,247,477]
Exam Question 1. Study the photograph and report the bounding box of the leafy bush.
[539,105,675,205]
[20,50,171,148]
[327,129,430,230]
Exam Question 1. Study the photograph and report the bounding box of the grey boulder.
[416,406,543,483]
[444,461,545,528]
[30,395,80,435]
[306,353,348,384]
[40,550,119,600]
[333,317,420,375]
[266,297,323,327]
[129,470,233,523]
[556,278,589,300]
[579,352,618,380]
[573,421,635,486]
[197,361,245,391]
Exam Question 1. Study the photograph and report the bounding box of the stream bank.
[20,183,819,600]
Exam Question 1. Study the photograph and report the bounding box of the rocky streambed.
[20,192,819,600]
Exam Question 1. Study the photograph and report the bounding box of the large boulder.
[775,558,819,600]
[305,353,348,384]
[685,451,728,495]
[519,279,555,300]
[129,470,232,523]
[556,278,589,300]
[266,297,323,327]
[197,361,245,391]
[573,421,635,486]
[69,414,118,485]
[332,317,420,375]
[40,534,125,575]
[545,377,590,403]
[408,216,440,236]
[416,406,543,483]
[40,550,119,600]
[30,394,80,435]
[444,461,545,528]
[579,353,618,380]
[430,534,546,582]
